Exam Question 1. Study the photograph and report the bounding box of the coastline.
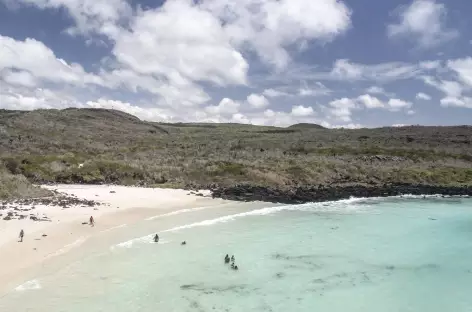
[209,183,472,203]
[1,182,470,296]
[0,184,239,295]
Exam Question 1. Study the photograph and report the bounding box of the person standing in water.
[154,234,159,243]
[19,229,24,242]
[89,216,95,227]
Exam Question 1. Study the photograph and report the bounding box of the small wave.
[161,205,292,233]
[110,238,170,250]
[100,224,128,233]
[109,195,454,249]
[44,237,88,259]
[15,279,41,292]
[145,204,229,221]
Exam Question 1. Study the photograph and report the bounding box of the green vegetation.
[0,166,52,200]
[0,108,471,199]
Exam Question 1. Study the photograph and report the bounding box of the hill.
[0,108,471,201]
[288,123,326,129]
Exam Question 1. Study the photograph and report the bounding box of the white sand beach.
[0,185,234,294]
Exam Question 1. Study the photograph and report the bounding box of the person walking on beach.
[19,229,24,242]
[154,234,159,243]
[89,216,95,227]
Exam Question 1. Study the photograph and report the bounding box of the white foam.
[15,279,41,291]
[109,195,456,250]
[145,204,229,221]
[111,238,170,250]
[100,224,128,233]
[44,236,88,259]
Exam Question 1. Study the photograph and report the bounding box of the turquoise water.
[1,196,472,311]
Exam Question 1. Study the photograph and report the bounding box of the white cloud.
[388,0,458,48]
[205,98,240,116]
[328,98,357,122]
[1,70,37,88]
[247,94,269,109]
[440,96,472,109]
[298,82,331,97]
[416,92,432,100]
[112,1,248,86]
[291,105,314,117]
[447,58,472,87]
[387,98,412,111]
[366,86,386,94]
[0,85,81,111]
[202,0,351,69]
[284,59,429,82]
[5,0,133,38]
[330,59,363,80]
[0,35,103,86]
[327,94,413,121]
[263,88,291,98]
[357,94,385,109]
[86,98,173,121]
[420,75,465,97]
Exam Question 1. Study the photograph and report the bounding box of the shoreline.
[209,183,472,204]
[0,184,236,295]
[1,182,470,295]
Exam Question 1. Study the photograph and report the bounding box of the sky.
[0,0,472,128]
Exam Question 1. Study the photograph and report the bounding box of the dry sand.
[0,184,229,294]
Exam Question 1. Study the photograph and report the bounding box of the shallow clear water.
[2,197,472,311]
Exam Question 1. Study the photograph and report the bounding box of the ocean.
[1,196,472,311]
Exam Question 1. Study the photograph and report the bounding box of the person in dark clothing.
[154,234,159,243]
[19,229,24,242]
[89,216,95,227]
[225,254,230,264]
[231,255,235,262]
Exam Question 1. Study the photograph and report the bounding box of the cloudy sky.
[1,0,471,128]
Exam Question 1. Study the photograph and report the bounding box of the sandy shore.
[0,185,229,294]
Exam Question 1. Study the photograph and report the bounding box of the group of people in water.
[153,234,187,246]
[225,254,238,270]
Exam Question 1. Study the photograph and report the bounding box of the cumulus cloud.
[205,98,241,116]
[416,92,431,100]
[440,96,472,109]
[388,0,458,48]
[0,35,103,86]
[387,98,412,111]
[328,98,357,122]
[86,98,173,121]
[247,94,269,109]
[201,0,352,69]
[327,94,414,122]
[1,70,37,88]
[357,94,384,109]
[291,105,314,117]
[3,0,133,38]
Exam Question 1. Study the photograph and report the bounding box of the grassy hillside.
[1,108,471,199]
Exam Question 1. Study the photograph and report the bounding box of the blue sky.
[1,0,471,127]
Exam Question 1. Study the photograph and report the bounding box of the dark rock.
[210,183,472,204]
